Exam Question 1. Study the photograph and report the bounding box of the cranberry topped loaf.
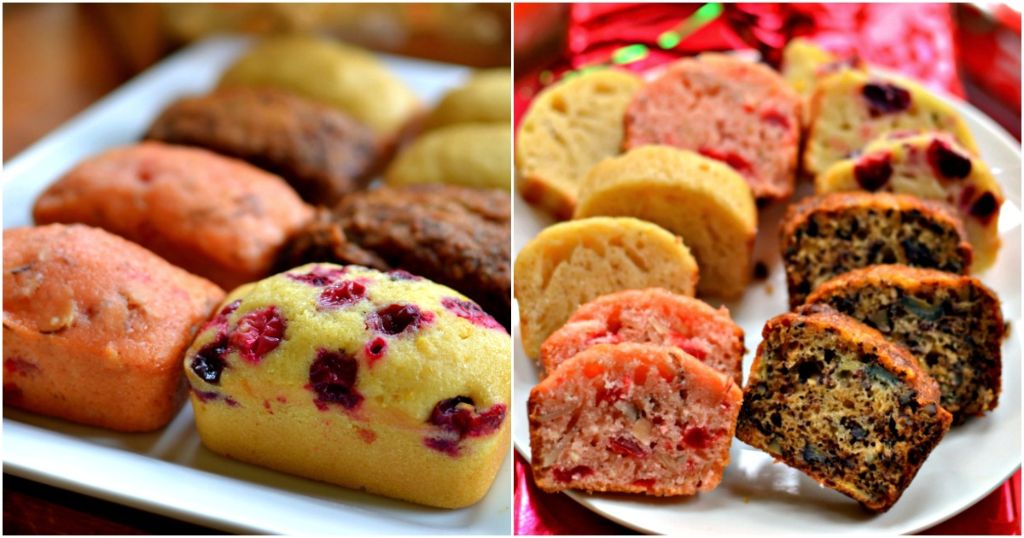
[624,54,801,203]
[145,87,379,205]
[807,265,1003,424]
[184,263,510,508]
[529,343,742,496]
[736,305,953,512]
[540,288,744,383]
[276,184,510,328]
[816,131,1004,271]
[574,146,757,299]
[780,192,972,308]
[4,224,224,431]
[803,69,978,177]
[514,217,699,359]
[33,142,314,291]
[516,69,643,219]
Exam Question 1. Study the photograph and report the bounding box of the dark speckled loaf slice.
[807,265,1004,424]
[780,192,972,308]
[736,304,952,512]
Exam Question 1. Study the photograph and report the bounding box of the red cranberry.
[698,147,752,172]
[191,388,221,403]
[854,153,893,191]
[683,426,712,449]
[388,269,419,281]
[861,82,911,116]
[609,435,649,458]
[364,336,387,366]
[424,437,460,456]
[969,191,999,223]
[190,334,229,384]
[760,109,791,131]
[553,466,593,483]
[308,349,363,410]
[926,139,971,179]
[287,266,346,287]
[424,397,506,455]
[368,304,432,335]
[230,306,286,364]
[632,478,657,489]
[441,297,503,331]
[318,280,367,310]
[201,299,241,333]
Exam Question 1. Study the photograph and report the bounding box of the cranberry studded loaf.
[33,142,314,291]
[807,265,1004,424]
[780,192,972,308]
[514,217,699,359]
[815,131,1004,271]
[184,263,510,508]
[540,288,744,383]
[145,87,379,205]
[624,54,801,203]
[516,69,644,219]
[4,224,224,431]
[529,343,742,496]
[574,146,757,298]
[803,69,978,177]
[736,305,953,512]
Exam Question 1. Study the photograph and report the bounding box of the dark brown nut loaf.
[736,304,953,512]
[3,224,225,431]
[145,87,379,205]
[780,192,972,308]
[33,142,315,291]
[277,184,511,328]
[806,265,1004,424]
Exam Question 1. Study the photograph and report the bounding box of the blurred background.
[3,3,510,160]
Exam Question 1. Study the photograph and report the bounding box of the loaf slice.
[623,54,801,202]
[736,305,953,512]
[780,38,865,127]
[514,217,698,359]
[807,265,1003,423]
[516,69,643,219]
[815,131,1003,271]
[804,69,978,176]
[574,146,757,298]
[780,192,972,308]
[529,343,742,495]
[539,288,744,383]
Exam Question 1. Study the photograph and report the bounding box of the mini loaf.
[145,87,379,205]
[516,69,644,219]
[3,224,224,431]
[33,142,314,291]
[736,305,953,512]
[385,123,510,190]
[804,69,978,177]
[780,192,972,308]
[574,146,757,299]
[276,184,510,328]
[539,288,744,383]
[624,54,801,202]
[806,265,1003,423]
[184,263,510,508]
[815,131,1003,271]
[529,343,742,496]
[514,217,699,359]
[423,69,511,130]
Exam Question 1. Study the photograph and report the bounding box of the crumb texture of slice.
[540,288,744,383]
[529,343,742,496]
[574,146,757,299]
[815,131,1003,271]
[806,265,1003,423]
[514,217,699,359]
[804,69,978,176]
[736,305,952,512]
[780,192,972,308]
[623,54,801,202]
[516,69,644,220]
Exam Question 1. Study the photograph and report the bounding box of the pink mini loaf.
[539,288,745,383]
[624,54,801,203]
[528,343,742,496]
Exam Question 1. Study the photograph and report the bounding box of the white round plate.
[512,89,1022,534]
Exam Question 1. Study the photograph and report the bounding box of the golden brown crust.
[3,224,225,431]
[807,265,998,306]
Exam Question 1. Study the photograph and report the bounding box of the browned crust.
[518,174,575,221]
